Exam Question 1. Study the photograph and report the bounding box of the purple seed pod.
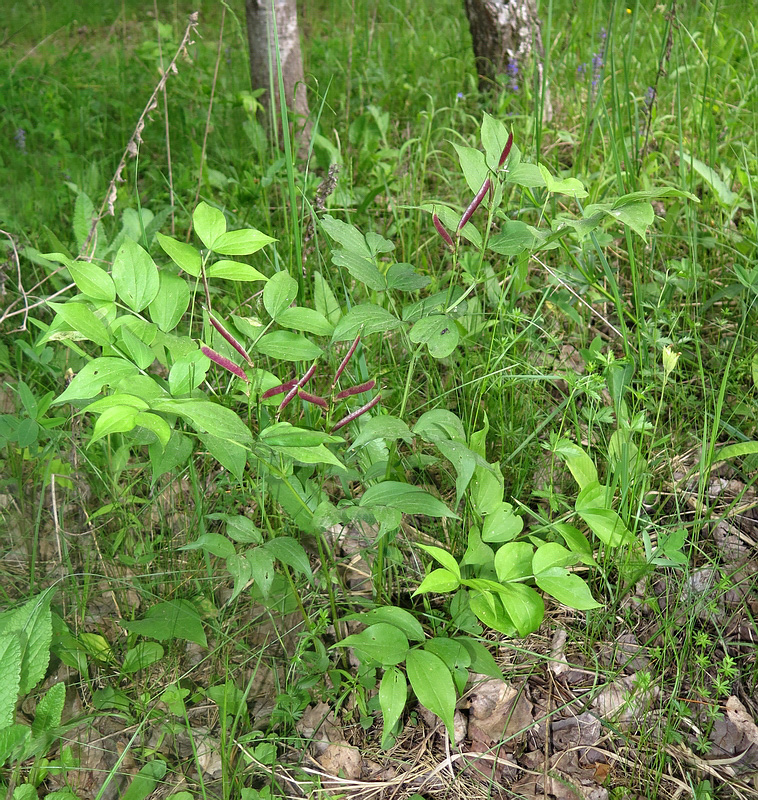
[433,213,455,250]
[279,362,319,413]
[458,178,491,231]
[201,346,249,382]
[498,131,514,169]
[261,378,298,400]
[334,379,376,401]
[331,393,381,432]
[299,362,318,388]
[332,335,361,386]
[208,310,254,366]
[297,389,328,409]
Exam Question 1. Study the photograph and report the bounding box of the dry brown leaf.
[725,696,758,748]
[317,740,362,779]
[467,677,535,750]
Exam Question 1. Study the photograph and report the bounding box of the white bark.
[245,0,309,124]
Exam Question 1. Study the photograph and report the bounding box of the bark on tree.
[245,0,309,127]
[463,0,551,116]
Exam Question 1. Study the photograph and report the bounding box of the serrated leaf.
[0,633,22,728]
[31,681,66,736]
[0,590,55,696]
[379,666,407,748]
[406,649,456,738]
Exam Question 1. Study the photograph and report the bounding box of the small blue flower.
[456,92,464,100]
[645,86,655,107]
[14,128,26,152]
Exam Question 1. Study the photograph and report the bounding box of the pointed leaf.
[406,649,456,738]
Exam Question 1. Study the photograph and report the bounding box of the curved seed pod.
[297,389,328,409]
[332,335,361,386]
[334,379,376,401]
[279,362,319,412]
[299,362,318,388]
[201,346,249,382]
[261,378,298,400]
[458,178,491,231]
[331,393,381,432]
[498,131,514,169]
[433,213,455,250]
[207,310,254,365]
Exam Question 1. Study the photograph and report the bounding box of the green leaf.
[193,202,226,250]
[575,483,631,547]
[47,301,112,347]
[259,424,342,448]
[151,398,252,448]
[350,416,414,450]
[346,607,425,642]
[263,271,299,320]
[179,532,236,559]
[452,143,489,196]
[460,526,494,568]
[320,215,372,257]
[481,503,523,543]
[552,523,596,565]
[418,545,461,578]
[134,411,172,447]
[277,307,334,336]
[156,232,202,276]
[0,633,22,728]
[313,271,342,324]
[379,667,407,748]
[409,315,459,358]
[386,263,430,292]
[149,430,193,483]
[496,583,544,637]
[169,349,211,396]
[212,228,276,255]
[331,250,386,290]
[31,681,66,736]
[455,637,503,679]
[493,542,534,583]
[72,191,95,251]
[122,600,207,647]
[119,324,155,369]
[469,418,504,515]
[481,113,511,171]
[205,260,268,281]
[67,261,116,301]
[223,515,263,544]
[535,573,601,610]
[359,482,457,518]
[255,331,322,361]
[538,164,588,198]
[487,220,539,255]
[0,589,54,695]
[89,405,139,446]
[414,409,466,442]
[680,151,740,207]
[263,537,312,578]
[112,238,160,312]
[532,542,577,574]
[198,432,248,481]
[148,271,190,332]
[553,439,598,490]
[248,548,276,600]
[414,568,461,595]
[603,201,655,240]
[713,441,758,464]
[120,760,167,800]
[226,553,253,603]
[332,304,403,341]
[406,649,456,738]
[0,724,30,764]
[337,623,409,666]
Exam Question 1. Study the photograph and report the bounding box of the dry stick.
[186,6,225,243]
[0,228,30,332]
[154,0,176,235]
[81,11,199,259]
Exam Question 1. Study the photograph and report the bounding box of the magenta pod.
[201,346,249,382]
[332,335,361,386]
[331,393,381,432]
[207,310,254,365]
[334,379,376,401]
[458,178,491,231]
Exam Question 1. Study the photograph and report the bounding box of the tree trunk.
[245,0,309,128]
[463,0,551,117]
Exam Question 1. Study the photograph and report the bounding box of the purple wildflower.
[456,92,464,100]
[645,86,655,108]
[14,129,26,152]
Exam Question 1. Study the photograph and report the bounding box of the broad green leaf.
[31,681,66,736]
[179,532,236,559]
[48,301,112,347]
[248,548,275,600]
[0,634,22,728]
[120,760,167,800]
[455,636,503,679]
[67,261,116,301]
[424,637,470,693]
[151,399,252,448]
[414,409,466,442]
[552,523,596,565]
[274,444,345,469]
[259,424,341,448]
[87,394,149,413]
[360,482,457,518]
[481,113,511,171]
[263,537,312,578]
[198,431,247,481]
[169,349,211,396]
[212,228,275,255]
[332,304,402,342]
[469,417,504,515]
[320,215,372,257]
[193,202,226,250]
[149,430,193,483]
[535,573,602,610]
[119,324,154,369]
[134,411,172,447]
[112,238,160,312]
[406,649,456,738]
[222,515,263,544]
[205,260,268,281]
[12,784,36,800]
[603,201,654,240]
[496,583,544,637]
[350,416,414,450]
[225,553,253,604]
[331,249,386,290]
[0,589,55,695]
[346,607,425,642]
[460,526,494,568]
[277,307,334,336]
[386,263,430,292]
[156,232,202,276]
[532,542,576,574]
[89,405,139,445]
[379,667,407,748]
[493,542,534,583]
[452,143,489,196]
[713,441,758,464]
[255,331,322,361]
[482,502,523,543]
[337,623,409,666]
[553,438,598,490]
[313,271,342,324]
[538,164,588,198]
[72,191,95,251]
[263,271,299,321]
[160,684,190,716]
[418,545,461,578]
[680,151,740,207]
[0,724,30,764]
[122,600,207,647]
[488,220,539,255]
[414,568,461,595]
[575,483,631,547]
[148,271,190,332]
[409,315,459,358]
